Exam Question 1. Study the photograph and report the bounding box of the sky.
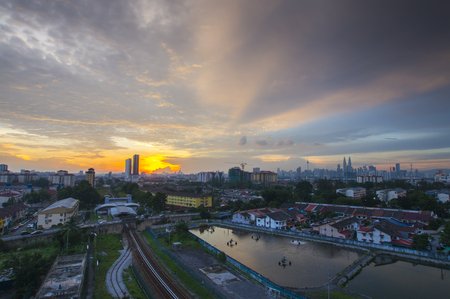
[1,0,450,174]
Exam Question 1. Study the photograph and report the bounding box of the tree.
[175,221,189,239]
[411,234,429,251]
[72,180,102,209]
[198,205,211,219]
[4,252,55,299]
[33,177,50,188]
[296,181,312,202]
[440,221,450,247]
[2,197,15,207]
[152,192,167,212]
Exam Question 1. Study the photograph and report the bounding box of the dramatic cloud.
[1,0,450,173]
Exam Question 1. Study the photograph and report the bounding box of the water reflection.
[347,258,450,299]
[190,226,362,287]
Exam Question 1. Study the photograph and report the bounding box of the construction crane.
[225,162,248,171]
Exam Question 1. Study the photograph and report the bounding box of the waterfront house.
[256,211,291,229]
[317,216,360,239]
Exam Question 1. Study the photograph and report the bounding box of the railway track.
[110,242,132,298]
[124,224,190,299]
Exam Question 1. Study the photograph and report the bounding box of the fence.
[131,263,155,299]
[201,220,450,261]
[190,232,305,299]
[145,228,228,299]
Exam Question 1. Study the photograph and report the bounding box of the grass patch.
[0,241,60,269]
[306,290,361,299]
[142,231,215,299]
[94,234,123,299]
[122,267,147,299]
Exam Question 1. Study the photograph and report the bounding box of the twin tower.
[125,154,139,177]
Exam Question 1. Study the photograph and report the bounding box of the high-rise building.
[125,158,132,178]
[0,164,7,173]
[396,163,400,174]
[85,168,95,187]
[296,167,301,177]
[343,157,347,173]
[348,157,352,172]
[133,154,139,175]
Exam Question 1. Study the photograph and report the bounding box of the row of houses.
[0,203,30,233]
[280,202,435,224]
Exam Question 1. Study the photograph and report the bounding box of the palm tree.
[64,216,79,254]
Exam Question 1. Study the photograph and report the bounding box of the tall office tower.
[125,158,132,178]
[396,163,400,174]
[0,164,7,173]
[343,157,347,172]
[133,154,139,175]
[348,157,352,171]
[296,167,301,177]
[85,168,95,187]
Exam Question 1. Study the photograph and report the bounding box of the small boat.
[279,256,292,266]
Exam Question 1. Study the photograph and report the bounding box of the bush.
[217,251,226,263]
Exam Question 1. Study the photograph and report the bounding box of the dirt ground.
[170,248,270,299]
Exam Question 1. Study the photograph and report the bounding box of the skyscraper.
[343,157,347,173]
[125,158,132,178]
[348,157,352,172]
[133,154,139,175]
[85,168,95,187]
[396,163,400,174]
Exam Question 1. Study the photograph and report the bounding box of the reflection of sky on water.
[347,260,450,299]
[191,226,362,287]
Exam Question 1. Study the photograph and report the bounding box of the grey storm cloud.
[274,138,294,147]
[237,136,247,146]
[253,136,271,147]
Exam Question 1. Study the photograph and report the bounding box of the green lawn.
[94,234,123,299]
[122,267,147,299]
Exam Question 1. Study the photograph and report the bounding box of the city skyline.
[1,1,450,174]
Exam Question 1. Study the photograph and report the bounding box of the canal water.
[190,226,450,298]
[190,226,362,287]
[347,258,450,299]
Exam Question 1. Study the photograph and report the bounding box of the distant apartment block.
[252,171,278,183]
[376,188,407,202]
[85,168,95,187]
[357,175,383,183]
[197,171,224,183]
[336,187,366,199]
[49,170,75,187]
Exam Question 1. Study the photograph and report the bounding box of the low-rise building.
[376,188,407,202]
[437,190,450,203]
[164,191,212,211]
[336,187,366,199]
[317,216,360,239]
[256,211,291,229]
[37,197,79,229]
[357,220,402,245]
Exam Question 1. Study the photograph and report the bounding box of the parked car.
[27,224,34,228]
[31,231,43,235]
[20,231,30,235]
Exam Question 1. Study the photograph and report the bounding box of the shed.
[172,242,182,251]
